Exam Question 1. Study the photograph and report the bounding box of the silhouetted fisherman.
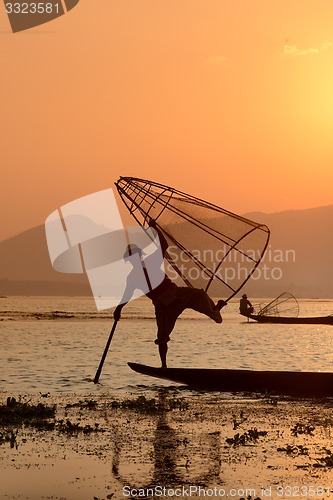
[114,218,226,368]
[239,294,253,316]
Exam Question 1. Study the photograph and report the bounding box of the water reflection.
[111,389,222,491]
[196,430,221,485]
[150,390,185,486]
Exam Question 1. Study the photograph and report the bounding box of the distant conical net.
[116,177,270,301]
[258,292,299,317]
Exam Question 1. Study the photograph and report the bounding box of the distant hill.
[243,205,333,298]
[0,226,90,296]
[0,205,332,297]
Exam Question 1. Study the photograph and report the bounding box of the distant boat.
[240,292,333,325]
[242,312,333,325]
[128,363,333,397]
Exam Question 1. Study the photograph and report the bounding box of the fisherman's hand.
[114,305,123,321]
[148,217,157,228]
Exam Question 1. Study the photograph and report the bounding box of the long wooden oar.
[93,319,119,384]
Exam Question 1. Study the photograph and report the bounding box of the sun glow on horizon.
[1,1,333,239]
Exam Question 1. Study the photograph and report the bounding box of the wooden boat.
[128,362,333,396]
[241,312,333,325]
[240,293,333,324]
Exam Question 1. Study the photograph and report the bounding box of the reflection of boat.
[128,362,333,397]
[242,313,333,324]
[241,292,333,325]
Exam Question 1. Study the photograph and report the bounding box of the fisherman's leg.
[180,288,225,323]
[158,343,168,369]
[154,304,179,368]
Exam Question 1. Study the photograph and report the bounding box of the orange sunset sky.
[1,0,333,241]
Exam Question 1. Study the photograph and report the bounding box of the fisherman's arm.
[148,218,169,256]
[113,303,126,320]
[114,277,134,320]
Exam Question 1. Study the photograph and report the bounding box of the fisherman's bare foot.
[214,299,227,311]
[210,310,223,323]
[158,343,168,368]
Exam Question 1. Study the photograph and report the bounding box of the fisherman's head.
[123,243,144,262]
[242,294,247,299]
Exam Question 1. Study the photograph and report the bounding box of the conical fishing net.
[258,292,299,317]
[116,177,270,301]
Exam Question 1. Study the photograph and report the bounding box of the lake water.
[1,296,333,394]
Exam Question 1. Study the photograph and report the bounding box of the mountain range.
[0,204,332,298]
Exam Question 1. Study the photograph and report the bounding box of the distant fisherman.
[239,294,253,316]
[114,218,226,368]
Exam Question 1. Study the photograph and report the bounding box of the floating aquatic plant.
[226,428,267,446]
[232,410,247,429]
[108,395,188,414]
[291,422,315,436]
[277,444,309,456]
[65,399,98,410]
[93,494,114,500]
[314,448,333,467]
[0,428,18,448]
[57,419,103,435]
[0,397,56,426]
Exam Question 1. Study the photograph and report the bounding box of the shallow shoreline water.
[2,389,333,499]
